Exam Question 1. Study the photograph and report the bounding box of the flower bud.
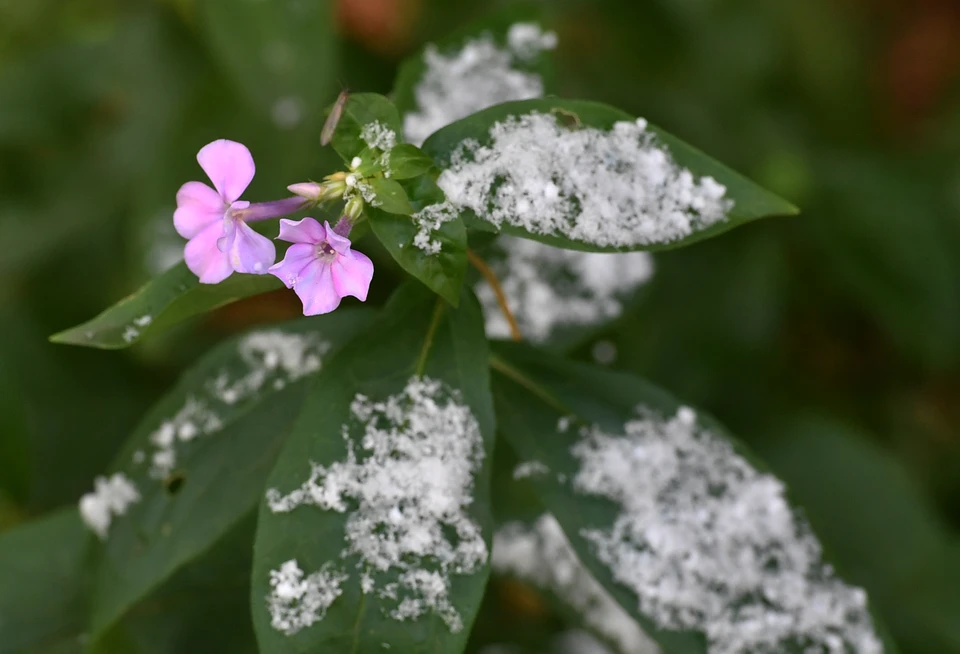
[287,182,324,201]
[344,195,364,220]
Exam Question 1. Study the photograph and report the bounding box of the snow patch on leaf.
[411,200,459,255]
[438,114,732,247]
[145,329,328,478]
[511,460,550,480]
[569,407,883,654]
[267,559,348,636]
[493,514,660,654]
[266,377,487,633]
[403,22,557,146]
[79,473,141,539]
[476,236,654,342]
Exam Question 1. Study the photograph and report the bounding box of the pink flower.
[269,218,374,315]
[174,139,276,284]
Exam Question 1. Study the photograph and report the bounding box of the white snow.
[476,236,654,342]
[266,377,487,633]
[411,201,459,255]
[144,329,328,478]
[493,515,660,654]
[437,114,733,247]
[512,460,550,480]
[361,120,398,153]
[569,407,883,654]
[403,22,557,146]
[79,473,141,540]
[267,559,348,635]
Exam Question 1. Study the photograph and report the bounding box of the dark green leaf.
[0,509,90,654]
[422,99,798,252]
[367,176,467,306]
[86,312,374,640]
[0,354,30,504]
[329,93,403,163]
[489,342,899,654]
[385,144,435,180]
[365,177,414,215]
[251,283,494,653]
[49,263,282,350]
[198,0,336,124]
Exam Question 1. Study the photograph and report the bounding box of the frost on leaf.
[403,22,557,146]
[266,377,487,633]
[144,330,328,478]
[267,559,348,636]
[476,236,654,342]
[79,473,141,539]
[569,407,883,654]
[361,121,398,171]
[493,515,660,654]
[411,200,459,255]
[437,114,733,248]
[511,460,549,480]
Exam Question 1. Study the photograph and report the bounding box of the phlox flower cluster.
[173,139,374,315]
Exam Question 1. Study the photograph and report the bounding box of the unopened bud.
[344,195,364,220]
[324,171,348,182]
[350,156,362,170]
[287,182,324,201]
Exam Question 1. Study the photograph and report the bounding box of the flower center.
[316,241,337,262]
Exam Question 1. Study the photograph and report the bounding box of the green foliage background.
[1,0,959,652]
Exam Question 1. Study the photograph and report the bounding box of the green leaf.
[198,0,336,123]
[0,353,30,504]
[0,509,90,654]
[392,4,557,147]
[251,283,495,653]
[758,416,957,653]
[488,342,899,654]
[49,262,282,350]
[367,176,467,306]
[86,312,374,640]
[422,98,798,252]
[329,93,403,163]
[385,144,436,180]
[364,177,414,215]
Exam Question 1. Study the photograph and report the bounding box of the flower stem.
[467,249,522,342]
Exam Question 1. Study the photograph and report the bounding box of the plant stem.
[467,249,522,342]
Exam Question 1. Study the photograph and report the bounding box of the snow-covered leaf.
[394,8,557,147]
[82,312,374,641]
[489,342,897,654]
[251,283,494,653]
[423,99,798,253]
[327,93,403,164]
[49,261,282,350]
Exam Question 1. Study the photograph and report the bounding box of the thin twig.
[467,249,522,342]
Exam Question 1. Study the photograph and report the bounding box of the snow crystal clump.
[266,377,487,633]
[512,460,550,480]
[267,559,348,635]
[476,236,654,342]
[437,114,732,247]
[403,22,557,146]
[411,201,459,255]
[493,515,660,654]
[144,330,328,478]
[79,473,141,539]
[570,407,883,654]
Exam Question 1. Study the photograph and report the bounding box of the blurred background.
[1,0,959,651]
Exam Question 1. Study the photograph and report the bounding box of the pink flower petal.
[197,139,255,204]
[331,250,374,301]
[185,222,233,284]
[268,243,317,288]
[174,181,225,239]
[323,220,352,254]
[294,259,341,315]
[277,217,327,244]
[226,220,276,274]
